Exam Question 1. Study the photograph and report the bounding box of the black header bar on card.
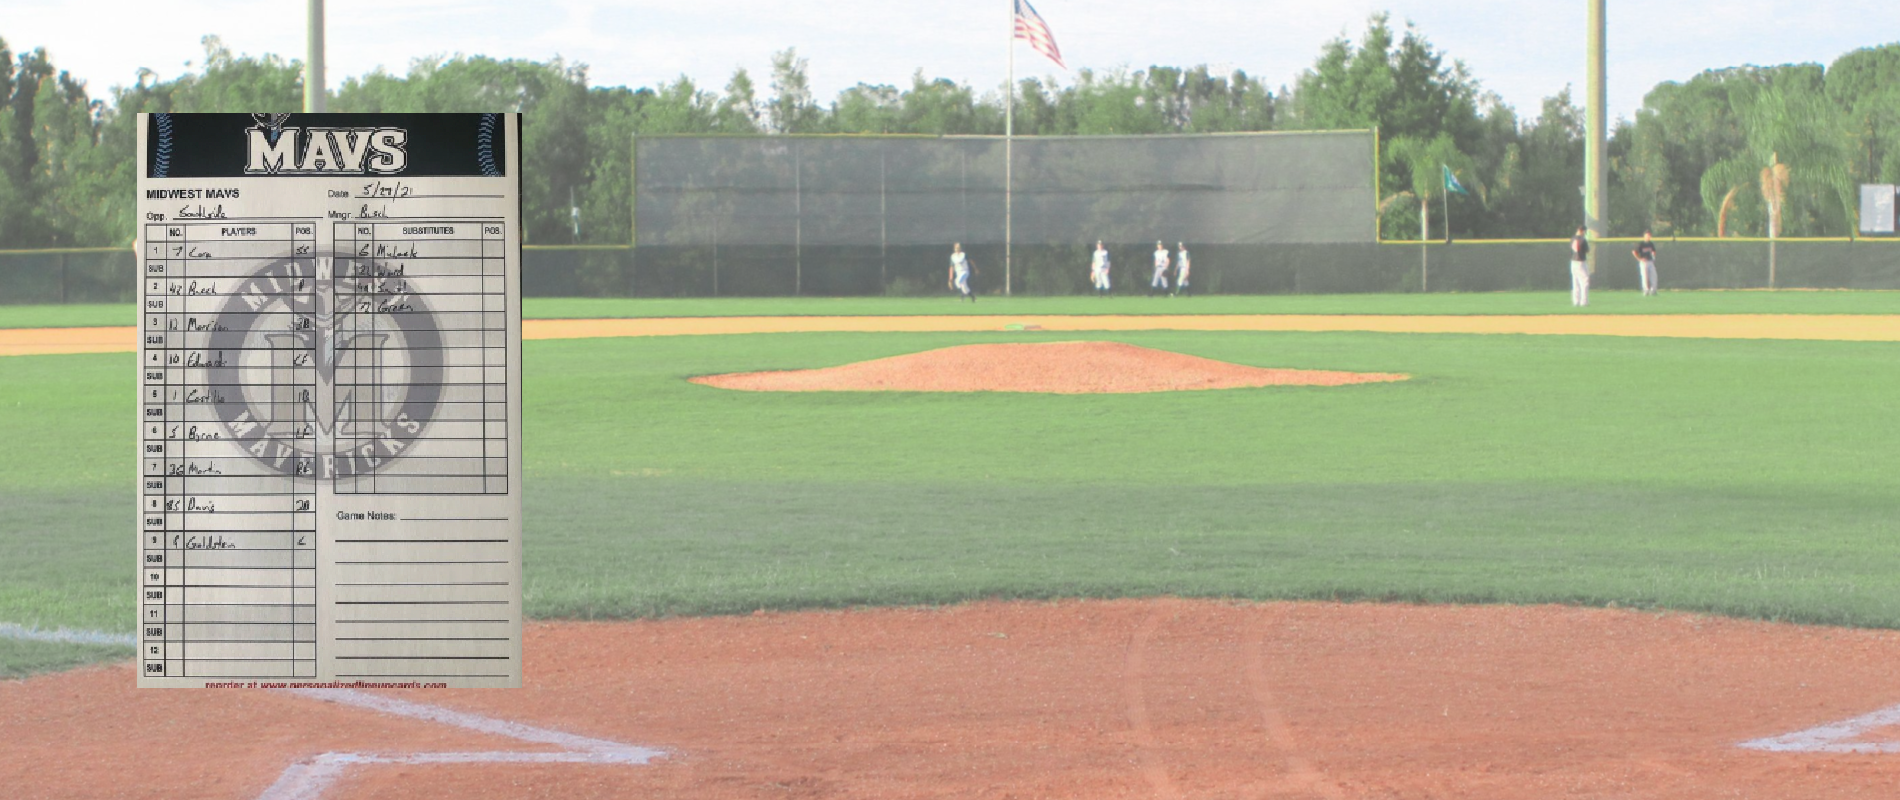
[147,113,508,178]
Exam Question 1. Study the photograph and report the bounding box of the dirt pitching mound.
[690,340,1408,394]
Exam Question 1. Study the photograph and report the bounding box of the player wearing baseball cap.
[1150,241,1170,295]
[1089,241,1112,296]
[948,243,975,302]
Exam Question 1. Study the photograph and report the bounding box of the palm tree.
[1384,134,1477,291]
[1700,84,1854,240]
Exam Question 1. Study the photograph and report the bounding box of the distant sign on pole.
[1860,184,1895,235]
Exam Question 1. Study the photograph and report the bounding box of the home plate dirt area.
[7,599,1900,799]
[690,341,1408,394]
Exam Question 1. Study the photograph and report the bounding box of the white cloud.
[3,0,1894,121]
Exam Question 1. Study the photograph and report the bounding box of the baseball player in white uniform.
[1090,241,1112,295]
[948,243,974,302]
[1173,242,1190,296]
[1150,241,1170,294]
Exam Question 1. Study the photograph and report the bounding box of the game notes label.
[136,113,523,688]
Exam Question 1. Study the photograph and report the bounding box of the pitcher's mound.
[690,341,1408,394]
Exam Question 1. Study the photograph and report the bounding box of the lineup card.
[136,113,523,688]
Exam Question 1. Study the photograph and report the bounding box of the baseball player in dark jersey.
[1632,231,1658,296]
[1569,227,1591,307]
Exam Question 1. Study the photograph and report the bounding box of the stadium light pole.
[1583,0,1607,268]
[1004,0,1015,296]
[305,0,326,112]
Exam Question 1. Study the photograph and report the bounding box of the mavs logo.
[205,247,442,481]
[245,114,408,175]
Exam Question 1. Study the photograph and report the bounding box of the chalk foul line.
[0,623,135,647]
[258,688,665,800]
[1738,703,1900,754]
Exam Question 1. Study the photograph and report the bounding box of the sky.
[5,0,1895,121]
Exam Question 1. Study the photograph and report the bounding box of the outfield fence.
[0,248,140,304]
[1385,238,1900,293]
[5,239,1900,303]
[13,128,1896,301]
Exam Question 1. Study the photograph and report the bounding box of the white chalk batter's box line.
[1739,703,1900,754]
[259,688,664,800]
[0,623,137,647]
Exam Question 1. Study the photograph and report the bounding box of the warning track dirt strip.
[7,312,1900,356]
[7,601,1900,799]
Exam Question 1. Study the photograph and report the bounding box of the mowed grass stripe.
[3,329,1897,677]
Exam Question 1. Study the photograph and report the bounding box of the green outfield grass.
[518,292,1900,319]
[2,290,1897,329]
[0,303,141,329]
[0,638,133,677]
[4,326,1899,677]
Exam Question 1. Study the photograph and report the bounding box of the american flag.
[1014,0,1066,70]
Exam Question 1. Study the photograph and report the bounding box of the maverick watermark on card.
[136,113,523,689]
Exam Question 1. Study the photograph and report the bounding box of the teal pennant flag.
[1442,164,1469,196]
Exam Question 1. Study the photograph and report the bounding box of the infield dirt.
[7,599,1900,799]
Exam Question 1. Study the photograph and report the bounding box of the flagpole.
[1435,184,1447,293]
[1442,183,1449,243]
[1005,0,1015,296]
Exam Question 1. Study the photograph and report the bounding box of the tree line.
[0,15,1896,249]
